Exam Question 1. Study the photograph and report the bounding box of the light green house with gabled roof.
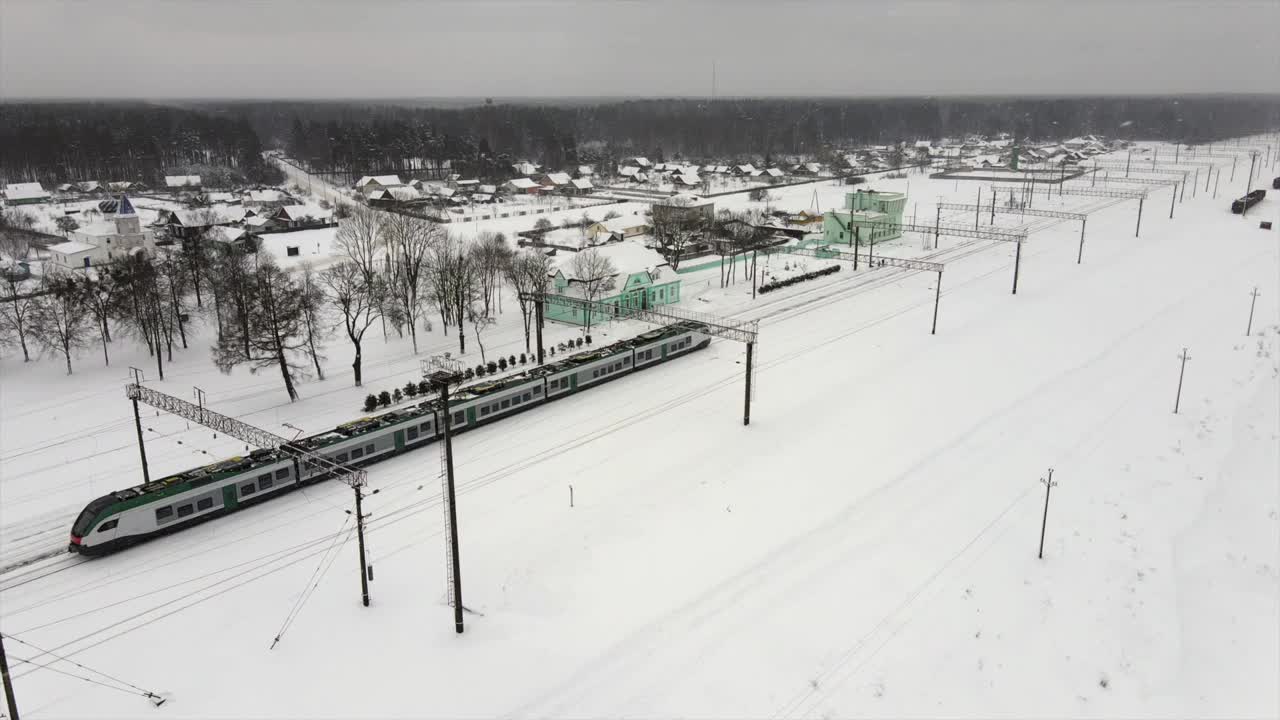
[544,244,682,327]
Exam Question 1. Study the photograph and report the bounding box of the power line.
[271,516,353,649]
[2,633,164,707]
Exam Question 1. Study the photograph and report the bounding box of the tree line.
[0,206,590,403]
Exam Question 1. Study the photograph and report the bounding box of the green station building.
[822,189,907,247]
[544,244,682,327]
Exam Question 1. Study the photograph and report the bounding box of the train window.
[176,504,194,518]
[197,498,213,511]
[407,427,419,440]
[523,392,532,402]
[336,453,348,463]
[97,519,118,533]
[533,386,541,395]
[592,369,599,378]
[624,357,630,365]
[365,444,375,455]
[419,422,430,432]
[480,406,490,416]
[512,396,521,406]
[501,399,510,409]
[260,476,274,490]
[275,468,289,480]
[156,507,173,522]
[351,447,364,459]
[453,412,464,425]
[241,483,256,496]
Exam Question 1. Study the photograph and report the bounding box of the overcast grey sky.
[2,0,1277,99]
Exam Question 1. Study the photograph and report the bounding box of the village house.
[539,172,572,190]
[162,206,248,239]
[243,189,293,208]
[575,165,595,178]
[354,175,404,196]
[269,205,334,231]
[652,193,715,224]
[544,242,681,327]
[47,195,157,270]
[3,182,51,205]
[506,177,541,194]
[569,178,594,195]
[512,161,540,176]
[585,215,650,243]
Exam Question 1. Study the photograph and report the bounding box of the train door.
[222,485,239,511]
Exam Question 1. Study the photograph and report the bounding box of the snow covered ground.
[2,141,1277,719]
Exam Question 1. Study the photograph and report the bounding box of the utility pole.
[1174,348,1191,414]
[1243,153,1257,218]
[1213,167,1220,199]
[569,485,574,508]
[350,485,377,607]
[934,206,941,250]
[1125,150,1131,177]
[931,271,943,335]
[129,367,151,485]
[1,632,19,720]
[1037,469,1057,560]
[1230,154,1237,181]
[1169,182,1177,219]
[975,187,981,230]
[1135,195,1144,237]
[1246,287,1260,336]
[1076,217,1088,265]
[1011,238,1023,295]
[743,341,754,426]
[430,369,465,634]
[751,250,759,299]
[534,299,545,365]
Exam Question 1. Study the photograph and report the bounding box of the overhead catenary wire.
[3,633,165,707]
[271,515,354,649]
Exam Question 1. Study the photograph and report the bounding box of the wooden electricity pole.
[0,632,19,720]
[1174,348,1191,414]
[1246,287,1260,336]
[1038,469,1057,560]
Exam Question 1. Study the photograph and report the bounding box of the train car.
[69,322,712,555]
[1231,189,1266,214]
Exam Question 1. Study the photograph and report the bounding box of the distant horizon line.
[4,92,1280,105]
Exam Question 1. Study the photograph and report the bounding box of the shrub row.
[360,336,593,412]
[758,265,841,294]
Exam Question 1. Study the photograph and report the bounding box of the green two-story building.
[823,189,908,247]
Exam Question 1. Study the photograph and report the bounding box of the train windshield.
[71,496,116,536]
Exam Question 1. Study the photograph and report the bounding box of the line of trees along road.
[1,206,562,402]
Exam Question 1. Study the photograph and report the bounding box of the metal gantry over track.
[782,245,947,333]
[523,292,760,425]
[937,202,1093,264]
[990,183,1154,238]
[125,382,375,609]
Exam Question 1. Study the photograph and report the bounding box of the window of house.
[275,468,289,480]
[351,447,364,459]
[156,507,173,522]
[197,497,213,511]
[176,504,194,518]
[241,483,256,496]
[97,519,118,533]
[260,476,274,490]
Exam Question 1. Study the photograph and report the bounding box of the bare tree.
[381,212,440,353]
[0,269,37,362]
[428,237,478,355]
[473,231,511,315]
[321,261,382,387]
[212,259,310,402]
[505,251,553,354]
[335,204,383,284]
[298,263,330,381]
[55,216,80,237]
[650,211,707,271]
[77,265,123,366]
[467,307,495,364]
[31,272,90,374]
[569,248,617,333]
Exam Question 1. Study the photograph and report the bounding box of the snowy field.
[2,140,1278,718]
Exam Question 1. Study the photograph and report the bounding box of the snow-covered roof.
[165,175,202,188]
[4,182,49,201]
[763,168,784,177]
[659,192,710,207]
[544,172,571,185]
[576,165,594,176]
[205,191,237,203]
[387,187,421,202]
[619,166,640,177]
[914,140,933,148]
[169,207,246,226]
[78,181,103,192]
[597,215,649,234]
[454,179,480,187]
[736,164,756,173]
[632,157,651,167]
[672,174,702,186]
[555,241,668,279]
[571,178,594,190]
[472,193,493,203]
[355,175,403,188]
[48,241,97,255]
[479,184,497,194]
[507,178,539,190]
[245,216,271,228]
[512,162,539,175]
[207,226,246,244]
[246,189,287,202]
[277,205,332,221]
[108,181,136,191]
[75,221,122,237]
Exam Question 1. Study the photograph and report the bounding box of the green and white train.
[70,322,712,556]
